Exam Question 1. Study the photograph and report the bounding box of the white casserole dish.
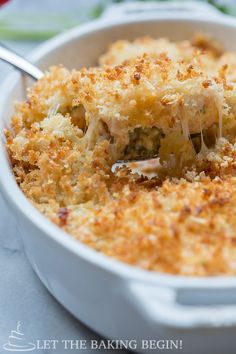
[1,2,236,353]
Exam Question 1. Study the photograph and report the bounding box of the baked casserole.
[6,35,236,276]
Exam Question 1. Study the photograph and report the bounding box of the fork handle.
[0,43,43,80]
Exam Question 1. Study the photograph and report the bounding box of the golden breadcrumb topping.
[6,35,236,275]
[99,35,222,67]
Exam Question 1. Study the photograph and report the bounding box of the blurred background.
[0,0,235,44]
[0,0,234,73]
[0,0,234,64]
[0,0,233,76]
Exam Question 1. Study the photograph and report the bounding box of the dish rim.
[1,13,236,289]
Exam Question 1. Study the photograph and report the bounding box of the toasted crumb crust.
[6,36,236,276]
[52,176,236,276]
[28,138,236,276]
[99,35,222,67]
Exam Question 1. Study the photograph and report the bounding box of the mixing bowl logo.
[3,321,36,352]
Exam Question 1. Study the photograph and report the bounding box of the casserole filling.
[6,35,236,275]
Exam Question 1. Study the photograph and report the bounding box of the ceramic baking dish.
[1,2,236,353]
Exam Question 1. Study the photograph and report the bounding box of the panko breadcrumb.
[99,35,222,67]
[6,35,236,276]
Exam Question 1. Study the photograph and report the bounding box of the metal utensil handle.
[0,43,43,80]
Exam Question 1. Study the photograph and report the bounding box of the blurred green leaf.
[0,12,79,40]
[90,3,105,19]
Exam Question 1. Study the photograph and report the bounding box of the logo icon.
[3,321,36,352]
